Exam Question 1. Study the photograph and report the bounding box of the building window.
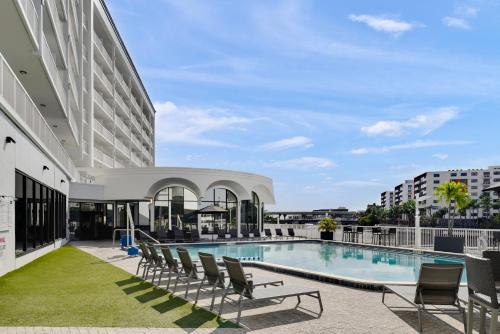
[433,180,440,184]
[14,171,66,257]
[433,174,440,177]
[461,172,467,177]
[241,192,260,232]
[471,179,478,183]
[451,173,457,177]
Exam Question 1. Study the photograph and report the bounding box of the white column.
[149,202,154,232]
[237,201,241,237]
[415,197,421,249]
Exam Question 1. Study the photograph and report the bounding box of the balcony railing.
[115,138,130,157]
[82,139,89,155]
[131,134,142,149]
[131,152,141,166]
[115,69,129,93]
[41,35,67,109]
[93,89,113,119]
[115,116,130,136]
[94,119,113,143]
[114,160,125,168]
[94,147,113,167]
[94,61,113,95]
[17,0,39,46]
[0,53,77,178]
[93,32,113,68]
[115,94,129,116]
[131,114,141,131]
[131,96,140,113]
[46,0,66,57]
[69,107,79,142]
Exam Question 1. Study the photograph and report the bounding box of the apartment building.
[380,191,394,209]
[0,0,275,276]
[413,166,500,217]
[394,180,414,206]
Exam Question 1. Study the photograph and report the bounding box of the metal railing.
[94,89,113,119]
[94,61,113,94]
[115,94,129,116]
[131,114,141,131]
[0,52,77,179]
[94,119,113,143]
[112,228,159,247]
[93,32,112,68]
[115,69,129,93]
[17,0,39,44]
[131,152,141,166]
[46,0,65,53]
[131,134,142,149]
[263,223,500,254]
[115,116,130,136]
[131,96,140,113]
[94,147,113,167]
[115,137,130,157]
[41,35,67,108]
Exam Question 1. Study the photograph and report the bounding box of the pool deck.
[2,240,496,334]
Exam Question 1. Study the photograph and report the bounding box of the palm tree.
[468,198,479,225]
[434,181,470,236]
[401,200,416,225]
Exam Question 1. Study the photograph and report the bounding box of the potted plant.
[318,217,337,241]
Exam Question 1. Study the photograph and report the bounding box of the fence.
[263,223,499,254]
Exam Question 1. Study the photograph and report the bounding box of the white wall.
[0,111,70,276]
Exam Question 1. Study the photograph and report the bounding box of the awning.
[197,205,228,214]
[483,183,500,192]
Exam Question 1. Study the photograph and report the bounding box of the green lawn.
[0,245,235,328]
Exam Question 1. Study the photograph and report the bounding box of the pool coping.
[164,238,467,290]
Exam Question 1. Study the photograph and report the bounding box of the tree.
[401,200,416,225]
[434,181,470,236]
[480,192,492,219]
[468,198,479,224]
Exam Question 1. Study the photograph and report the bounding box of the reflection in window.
[241,192,260,232]
[154,186,198,232]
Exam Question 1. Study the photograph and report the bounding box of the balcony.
[131,152,141,167]
[114,160,125,168]
[93,32,113,69]
[94,147,113,168]
[16,0,39,47]
[41,35,67,111]
[143,135,153,148]
[93,89,113,120]
[131,96,140,114]
[115,116,130,137]
[115,69,129,94]
[115,138,130,158]
[94,119,113,144]
[82,139,89,155]
[45,0,67,64]
[115,94,129,118]
[130,114,141,132]
[0,52,77,178]
[131,134,142,150]
[94,61,113,96]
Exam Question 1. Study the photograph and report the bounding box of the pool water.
[169,241,466,284]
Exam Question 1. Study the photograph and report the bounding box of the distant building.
[395,180,414,206]
[265,207,358,225]
[380,191,394,209]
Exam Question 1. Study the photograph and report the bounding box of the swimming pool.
[168,241,465,285]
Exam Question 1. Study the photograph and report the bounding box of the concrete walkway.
[2,241,496,333]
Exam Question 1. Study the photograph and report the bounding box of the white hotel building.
[0,0,274,276]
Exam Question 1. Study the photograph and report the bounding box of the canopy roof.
[197,205,228,214]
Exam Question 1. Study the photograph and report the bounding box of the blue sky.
[107,0,500,210]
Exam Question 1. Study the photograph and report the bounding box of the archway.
[153,186,198,232]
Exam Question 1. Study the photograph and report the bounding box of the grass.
[0,245,236,328]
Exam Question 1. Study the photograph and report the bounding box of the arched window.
[154,186,198,231]
[199,188,237,233]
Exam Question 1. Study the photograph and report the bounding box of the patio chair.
[136,242,153,277]
[146,245,167,284]
[218,256,323,325]
[287,228,296,239]
[275,228,285,239]
[173,247,204,298]
[252,229,262,240]
[434,236,465,254]
[195,252,284,310]
[174,229,185,243]
[217,229,227,240]
[264,228,273,239]
[387,227,397,246]
[382,263,466,333]
[465,255,500,334]
[229,229,238,240]
[342,226,353,242]
[483,251,500,289]
[190,229,201,242]
[354,226,364,243]
[158,246,180,290]
[241,228,250,240]
[371,227,383,245]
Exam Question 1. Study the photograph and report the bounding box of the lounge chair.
[264,228,273,239]
[136,242,153,277]
[173,247,204,298]
[434,236,465,254]
[287,228,296,239]
[195,252,284,310]
[382,263,466,333]
[146,245,167,284]
[158,246,180,290]
[465,255,500,334]
[174,229,185,243]
[275,228,285,239]
[217,229,227,240]
[241,228,250,240]
[252,229,262,240]
[371,227,382,245]
[218,256,323,325]
[229,228,238,240]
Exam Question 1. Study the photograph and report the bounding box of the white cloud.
[348,14,422,36]
[258,136,313,151]
[351,140,472,155]
[361,107,459,136]
[154,101,255,146]
[442,17,471,30]
[264,157,335,170]
[432,153,449,160]
[455,5,479,18]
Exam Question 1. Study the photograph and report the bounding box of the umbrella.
[197,205,228,214]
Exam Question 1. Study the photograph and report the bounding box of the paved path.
[2,241,496,333]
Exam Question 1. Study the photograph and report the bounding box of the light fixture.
[52,125,58,128]
[60,179,66,184]
[43,165,50,171]
[40,103,46,108]
[5,136,16,144]
[19,70,27,75]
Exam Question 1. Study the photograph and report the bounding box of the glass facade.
[154,186,198,232]
[200,188,237,233]
[241,191,260,232]
[69,202,114,240]
[15,171,66,257]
